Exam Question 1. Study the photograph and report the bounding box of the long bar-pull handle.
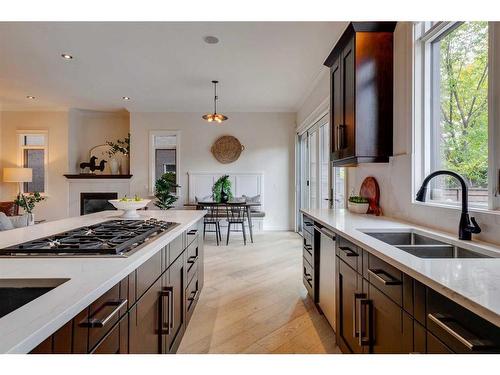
[352,293,366,339]
[367,268,402,286]
[358,298,372,347]
[160,287,174,335]
[428,313,494,350]
[81,299,128,328]
[339,246,358,257]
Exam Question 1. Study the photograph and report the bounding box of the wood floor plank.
[177,231,339,354]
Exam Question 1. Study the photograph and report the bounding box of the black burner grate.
[0,219,179,256]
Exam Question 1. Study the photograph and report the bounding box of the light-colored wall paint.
[0,111,69,221]
[68,109,130,173]
[297,22,500,246]
[130,112,296,230]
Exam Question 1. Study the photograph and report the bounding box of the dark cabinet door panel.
[129,277,162,354]
[330,54,342,159]
[367,283,413,353]
[336,257,364,353]
[90,314,128,354]
[341,37,355,159]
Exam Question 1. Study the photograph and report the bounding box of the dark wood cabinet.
[162,252,185,354]
[129,276,162,354]
[366,281,413,353]
[302,215,320,303]
[324,22,396,166]
[336,257,365,353]
[28,219,205,355]
[90,314,129,354]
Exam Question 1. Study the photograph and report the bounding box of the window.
[414,22,491,208]
[333,167,346,209]
[19,132,48,194]
[149,130,180,195]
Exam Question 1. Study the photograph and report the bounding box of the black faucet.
[415,170,481,240]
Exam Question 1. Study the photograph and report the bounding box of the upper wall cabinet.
[324,22,396,166]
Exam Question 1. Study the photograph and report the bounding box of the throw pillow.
[0,212,15,231]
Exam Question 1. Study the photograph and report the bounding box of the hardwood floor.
[177,231,340,354]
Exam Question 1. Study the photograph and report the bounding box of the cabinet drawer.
[303,242,313,266]
[303,215,314,234]
[90,314,128,354]
[336,236,360,272]
[186,240,199,285]
[427,331,453,353]
[84,282,128,351]
[186,223,199,247]
[426,289,500,353]
[185,275,200,324]
[303,257,314,299]
[136,251,162,300]
[168,234,184,268]
[363,253,403,307]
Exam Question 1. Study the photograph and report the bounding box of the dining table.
[184,201,261,243]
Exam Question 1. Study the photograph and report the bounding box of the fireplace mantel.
[64,174,133,179]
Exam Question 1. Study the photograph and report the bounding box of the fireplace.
[80,192,118,215]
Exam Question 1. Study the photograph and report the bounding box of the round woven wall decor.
[211,135,245,164]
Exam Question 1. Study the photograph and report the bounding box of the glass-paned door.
[297,116,332,233]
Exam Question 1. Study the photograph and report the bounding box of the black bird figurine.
[80,156,107,173]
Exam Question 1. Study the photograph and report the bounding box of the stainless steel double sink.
[362,230,499,259]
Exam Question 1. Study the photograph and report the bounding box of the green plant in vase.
[212,175,233,203]
[154,172,180,210]
[15,192,45,224]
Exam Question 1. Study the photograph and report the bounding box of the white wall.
[130,112,296,230]
[0,111,70,221]
[68,109,130,173]
[298,22,500,246]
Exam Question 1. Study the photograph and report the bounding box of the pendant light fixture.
[202,80,228,123]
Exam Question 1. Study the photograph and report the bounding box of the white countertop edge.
[301,208,500,328]
[0,209,205,353]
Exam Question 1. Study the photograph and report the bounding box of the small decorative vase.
[120,156,129,175]
[28,213,35,226]
[220,188,229,203]
[347,201,369,214]
[110,158,120,175]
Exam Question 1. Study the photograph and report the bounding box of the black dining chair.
[225,204,247,245]
[199,204,222,245]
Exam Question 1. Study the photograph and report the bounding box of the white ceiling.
[0,22,347,113]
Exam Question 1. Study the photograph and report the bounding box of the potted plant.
[106,133,130,174]
[14,192,45,225]
[154,172,180,210]
[212,175,233,203]
[347,194,369,214]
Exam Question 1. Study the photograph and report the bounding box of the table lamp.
[3,167,33,197]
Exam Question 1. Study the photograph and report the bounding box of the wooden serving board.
[359,177,382,216]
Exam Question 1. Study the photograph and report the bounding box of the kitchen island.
[0,209,205,354]
[301,208,500,353]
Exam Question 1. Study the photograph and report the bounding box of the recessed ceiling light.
[26,95,36,99]
[203,36,219,44]
[61,53,73,60]
[122,96,131,101]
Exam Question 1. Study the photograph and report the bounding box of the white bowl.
[347,201,369,214]
[108,199,151,219]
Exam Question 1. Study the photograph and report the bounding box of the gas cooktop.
[0,219,179,257]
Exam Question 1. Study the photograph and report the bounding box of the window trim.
[17,130,49,196]
[413,21,497,211]
[148,130,181,197]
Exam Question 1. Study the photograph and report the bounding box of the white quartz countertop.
[0,209,205,354]
[301,208,500,328]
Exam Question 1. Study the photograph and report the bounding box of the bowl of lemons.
[108,196,151,219]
